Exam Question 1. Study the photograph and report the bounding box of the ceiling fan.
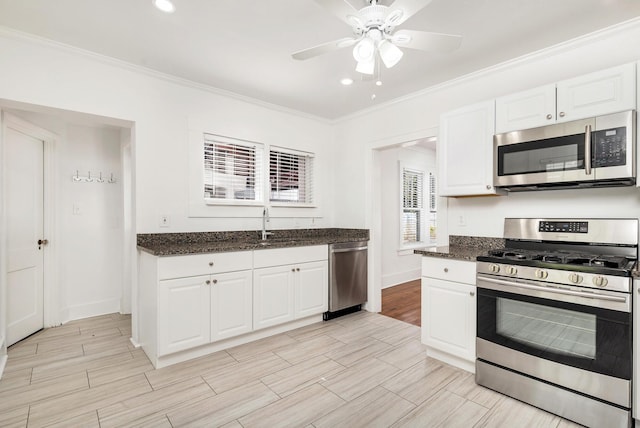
[292,0,462,75]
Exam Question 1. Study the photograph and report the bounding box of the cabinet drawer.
[159,251,253,280]
[422,257,476,284]
[253,245,327,269]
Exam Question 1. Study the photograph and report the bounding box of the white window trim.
[399,162,432,250]
[203,134,265,206]
[269,146,316,208]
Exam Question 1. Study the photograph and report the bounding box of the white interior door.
[6,126,44,346]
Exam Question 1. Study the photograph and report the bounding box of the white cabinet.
[158,275,211,356]
[496,63,636,133]
[253,246,328,330]
[421,257,476,372]
[157,269,253,356]
[439,100,499,197]
[253,265,295,330]
[210,270,253,342]
[495,85,556,133]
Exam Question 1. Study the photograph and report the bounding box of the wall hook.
[73,170,82,182]
[108,173,116,184]
[85,171,94,182]
[97,172,104,183]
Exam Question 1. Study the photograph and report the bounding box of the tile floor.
[0,311,582,427]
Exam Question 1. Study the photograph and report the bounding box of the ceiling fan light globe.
[379,40,403,68]
[353,38,375,62]
[356,59,375,75]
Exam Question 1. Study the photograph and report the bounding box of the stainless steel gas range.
[475,218,638,428]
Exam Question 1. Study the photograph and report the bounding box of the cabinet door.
[495,85,556,133]
[438,100,499,196]
[158,276,210,356]
[557,63,636,122]
[210,270,253,342]
[295,260,328,319]
[253,266,295,330]
[422,277,476,362]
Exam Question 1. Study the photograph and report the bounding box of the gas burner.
[542,255,564,263]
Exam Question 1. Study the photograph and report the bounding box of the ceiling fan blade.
[392,29,462,53]
[386,0,433,26]
[313,0,360,26]
[292,37,358,60]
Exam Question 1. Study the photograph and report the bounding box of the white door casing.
[6,125,44,345]
[2,112,58,348]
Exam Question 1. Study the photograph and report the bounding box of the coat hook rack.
[71,170,117,184]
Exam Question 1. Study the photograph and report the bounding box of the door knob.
[37,239,49,249]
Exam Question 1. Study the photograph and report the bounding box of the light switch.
[73,203,81,215]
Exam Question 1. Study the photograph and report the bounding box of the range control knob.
[569,273,583,284]
[489,264,500,273]
[507,266,518,275]
[535,269,548,279]
[593,276,608,287]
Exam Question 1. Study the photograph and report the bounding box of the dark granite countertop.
[137,228,369,256]
[414,236,504,262]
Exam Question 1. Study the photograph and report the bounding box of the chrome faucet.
[261,208,273,241]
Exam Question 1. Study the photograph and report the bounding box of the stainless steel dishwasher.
[324,241,368,320]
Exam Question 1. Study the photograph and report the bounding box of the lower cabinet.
[422,277,476,363]
[421,256,477,372]
[253,260,328,330]
[158,270,252,356]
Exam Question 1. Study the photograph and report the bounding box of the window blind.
[429,172,437,212]
[203,134,263,203]
[269,147,314,205]
[402,168,424,244]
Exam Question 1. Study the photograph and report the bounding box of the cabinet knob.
[292,268,296,272]
[212,279,218,284]
[546,114,552,120]
[559,111,565,118]
[486,184,491,190]
[443,268,448,273]
[470,291,475,297]
[209,262,214,267]
[205,280,211,285]
[296,268,300,272]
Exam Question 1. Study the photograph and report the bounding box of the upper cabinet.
[439,100,500,196]
[496,63,636,133]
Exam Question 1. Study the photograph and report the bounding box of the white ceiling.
[0,0,639,120]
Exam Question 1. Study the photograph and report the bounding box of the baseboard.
[382,269,421,289]
[60,298,122,323]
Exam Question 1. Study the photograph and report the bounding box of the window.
[269,147,314,205]
[401,167,425,245]
[203,134,263,204]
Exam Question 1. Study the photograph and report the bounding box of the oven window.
[477,287,631,379]
[498,133,585,176]
[496,298,595,359]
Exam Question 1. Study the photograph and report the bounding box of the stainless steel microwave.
[494,110,636,191]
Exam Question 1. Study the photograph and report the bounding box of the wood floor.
[0,311,581,427]
[381,280,421,326]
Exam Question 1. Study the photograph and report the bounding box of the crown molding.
[0,25,331,125]
[335,16,640,124]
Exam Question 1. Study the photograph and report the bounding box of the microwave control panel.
[592,127,626,167]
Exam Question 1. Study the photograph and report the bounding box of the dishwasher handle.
[331,246,368,253]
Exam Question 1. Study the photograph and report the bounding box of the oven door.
[476,274,632,406]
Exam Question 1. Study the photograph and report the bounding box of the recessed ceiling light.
[340,78,354,86]
[153,0,175,13]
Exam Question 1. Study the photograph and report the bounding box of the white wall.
[334,20,640,239]
[0,30,335,234]
[380,146,436,288]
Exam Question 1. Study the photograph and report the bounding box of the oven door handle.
[477,274,630,311]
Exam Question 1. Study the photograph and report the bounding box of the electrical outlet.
[72,203,81,216]
[458,215,466,226]
[159,215,170,228]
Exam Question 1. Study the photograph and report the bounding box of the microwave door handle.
[585,124,592,175]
